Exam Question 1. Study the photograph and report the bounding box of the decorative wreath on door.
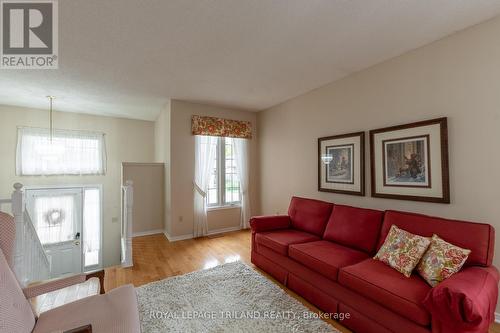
[44,209,65,226]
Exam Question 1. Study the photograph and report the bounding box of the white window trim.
[24,184,104,272]
[207,205,241,212]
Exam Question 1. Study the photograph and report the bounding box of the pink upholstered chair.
[0,212,141,333]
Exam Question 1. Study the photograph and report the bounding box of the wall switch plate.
[112,217,119,223]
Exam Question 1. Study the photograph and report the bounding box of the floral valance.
[191,115,252,139]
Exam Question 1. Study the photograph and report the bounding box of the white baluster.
[121,180,133,268]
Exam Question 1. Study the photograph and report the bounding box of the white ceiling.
[1,0,500,121]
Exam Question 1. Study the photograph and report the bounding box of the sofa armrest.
[423,266,499,333]
[250,215,290,232]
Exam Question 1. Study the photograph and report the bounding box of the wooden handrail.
[85,269,105,294]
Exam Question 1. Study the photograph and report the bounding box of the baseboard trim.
[133,229,164,237]
[164,231,194,242]
[206,226,241,236]
[495,312,500,323]
[164,226,242,242]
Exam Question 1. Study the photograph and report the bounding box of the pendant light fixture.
[47,95,55,141]
[34,95,64,159]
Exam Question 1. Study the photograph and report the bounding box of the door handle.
[74,232,81,245]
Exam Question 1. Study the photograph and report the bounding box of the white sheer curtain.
[16,127,107,176]
[194,135,218,237]
[234,138,251,229]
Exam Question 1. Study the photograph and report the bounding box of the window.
[16,127,107,176]
[83,188,101,268]
[33,194,76,245]
[206,137,241,207]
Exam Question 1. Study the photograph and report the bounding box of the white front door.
[26,188,83,278]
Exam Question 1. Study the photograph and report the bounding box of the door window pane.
[34,195,76,245]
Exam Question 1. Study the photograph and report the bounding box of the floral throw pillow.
[374,225,431,277]
[416,234,471,287]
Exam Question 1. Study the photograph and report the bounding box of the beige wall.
[167,100,259,237]
[258,16,500,308]
[122,163,164,235]
[0,105,155,267]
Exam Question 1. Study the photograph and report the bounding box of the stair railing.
[11,183,51,286]
[21,210,51,284]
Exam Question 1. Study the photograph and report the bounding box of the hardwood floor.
[105,230,499,333]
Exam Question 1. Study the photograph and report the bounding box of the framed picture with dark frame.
[318,131,365,196]
[370,117,450,203]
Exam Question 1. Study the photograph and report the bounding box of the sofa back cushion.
[0,249,36,333]
[323,205,384,254]
[378,210,494,266]
[288,197,333,236]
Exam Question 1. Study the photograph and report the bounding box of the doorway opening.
[25,185,103,278]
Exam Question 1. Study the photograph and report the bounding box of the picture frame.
[370,117,450,203]
[318,131,365,196]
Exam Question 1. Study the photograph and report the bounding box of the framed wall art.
[370,117,450,203]
[318,131,365,196]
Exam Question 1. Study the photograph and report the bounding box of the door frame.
[24,184,104,272]
[25,187,84,277]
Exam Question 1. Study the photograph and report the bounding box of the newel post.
[12,182,23,218]
[121,180,133,268]
[11,183,25,284]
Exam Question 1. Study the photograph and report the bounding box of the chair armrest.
[64,324,92,333]
[423,266,499,333]
[250,215,290,232]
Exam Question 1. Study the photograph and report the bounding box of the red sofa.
[250,197,499,333]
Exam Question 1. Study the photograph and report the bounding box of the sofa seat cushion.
[289,241,369,281]
[255,229,320,255]
[339,259,431,326]
[33,284,140,333]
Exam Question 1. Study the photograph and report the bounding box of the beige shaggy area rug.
[137,261,338,333]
